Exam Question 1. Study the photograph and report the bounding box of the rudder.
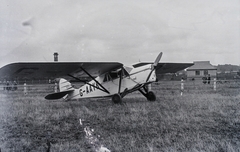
[59,78,74,92]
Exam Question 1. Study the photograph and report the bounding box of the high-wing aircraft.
[0,52,193,103]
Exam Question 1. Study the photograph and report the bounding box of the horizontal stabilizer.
[45,90,74,100]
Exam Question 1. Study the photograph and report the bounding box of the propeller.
[151,52,163,70]
[146,52,163,82]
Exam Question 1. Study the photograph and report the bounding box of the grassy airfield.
[0,81,240,151]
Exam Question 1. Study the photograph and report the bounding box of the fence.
[0,79,239,96]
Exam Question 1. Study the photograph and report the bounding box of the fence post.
[213,78,216,91]
[54,82,58,93]
[24,83,27,95]
[181,78,184,96]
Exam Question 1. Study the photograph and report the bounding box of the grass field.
[0,81,240,151]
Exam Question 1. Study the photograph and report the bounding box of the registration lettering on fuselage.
[79,83,99,96]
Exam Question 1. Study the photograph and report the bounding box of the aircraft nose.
[150,71,157,82]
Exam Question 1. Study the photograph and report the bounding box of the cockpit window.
[121,68,129,77]
[103,74,111,82]
[103,68,130,82]
[123,66,132,74]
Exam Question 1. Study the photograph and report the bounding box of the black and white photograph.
[0,0,239,151]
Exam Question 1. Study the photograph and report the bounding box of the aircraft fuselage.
[66,64,156,100]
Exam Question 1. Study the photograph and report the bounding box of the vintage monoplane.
[0,52,192,103]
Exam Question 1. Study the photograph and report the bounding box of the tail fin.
[59,78,74,92]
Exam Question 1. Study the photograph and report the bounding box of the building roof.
[187,61,217,70]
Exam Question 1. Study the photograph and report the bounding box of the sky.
[0,0,239,67]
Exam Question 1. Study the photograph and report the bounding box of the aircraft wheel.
[112,93,122,104]
[147,91,156,101]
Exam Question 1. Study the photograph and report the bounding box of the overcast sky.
[0,0,239,67]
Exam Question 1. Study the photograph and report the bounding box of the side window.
[109,72,118,80]
[117,68,129,77]
[204,70,208,75]
[103,74,111,82]
[195,70,200,76]
[122,68,129,77]
[103,68,130,82]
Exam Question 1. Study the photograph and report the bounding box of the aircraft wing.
[0,62,123,80]
[133,62,193,74]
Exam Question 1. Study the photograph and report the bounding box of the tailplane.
[45,90,74,100]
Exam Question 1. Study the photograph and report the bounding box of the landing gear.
[138,86,156,102]
[112,93,122,104]
[146,91,156,101]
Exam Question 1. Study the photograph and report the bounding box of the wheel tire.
[147,91,156,101]
[112,94,122,104]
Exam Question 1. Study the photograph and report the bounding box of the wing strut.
[79,66,110,94]
[67,74,108,93]
[118,68,123,94]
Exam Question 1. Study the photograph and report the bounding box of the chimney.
[53,52,58,62]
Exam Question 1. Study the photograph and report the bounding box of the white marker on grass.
[79,118,111,152]
[79,119,82,125]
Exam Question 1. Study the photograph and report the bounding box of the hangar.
[187,61,217,80]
